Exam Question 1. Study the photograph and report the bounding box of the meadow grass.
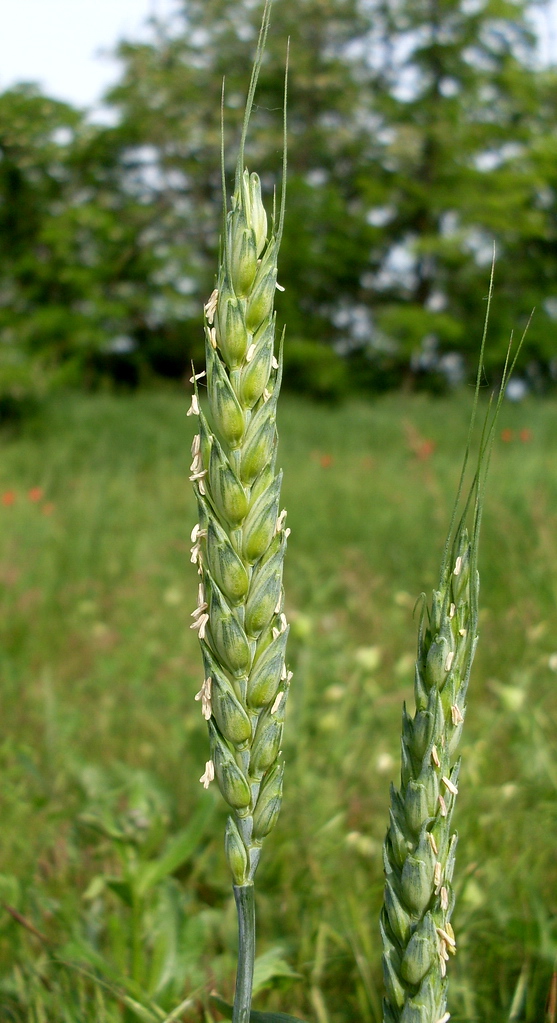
[0,391,556,1022]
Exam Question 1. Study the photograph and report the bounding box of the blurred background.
[0,2,557,1022]
[0,0,557,406]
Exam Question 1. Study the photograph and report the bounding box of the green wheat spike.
[381,269,527,1023]
[188,3,289,1021]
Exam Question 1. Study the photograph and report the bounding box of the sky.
[0,0,556,120]
[0,0,180,119]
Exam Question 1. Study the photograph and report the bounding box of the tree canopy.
[0,0,556,400]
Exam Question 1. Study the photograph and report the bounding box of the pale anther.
[428,832,438,855]
[440,886,449,910]
[436,1014,450,1023]
[270,692,283,715]
[286,670,293,682]
[191,613,209,640]
[459,627,467,637]
[187,394,200,416]
[454,556,462,576]
[439,795,447,817]
[189,370,207,384]
[284,527,291,539]
[199,759,215,788]
[442,775,458,796]
[276,509,287,532]
[272,355,279,369]
[276,282,285,291]
[280,662,287,681]
[245,343,257,363]
[195,677,212,720]
[445,650,454,672]
[434,861,442,888]
[191,603,208,619]
[204,289,219,324]
[451,704,464,725]
[272,627,280,640]
[191,433,201,456]
[449,602,456,618]
[263,388,271,402]
[274,598,282,615]
[198,478,206,496]
[279,612,287,632]
[189,469,208,482]
[190,453,202,473]
[198,582,205,605]
[210,327,217,349]
[431,745,440,767]
[437,926,456,949]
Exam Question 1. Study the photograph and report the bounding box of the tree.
[359,0,555,381]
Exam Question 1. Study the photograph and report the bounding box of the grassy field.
[0,391,556,1022]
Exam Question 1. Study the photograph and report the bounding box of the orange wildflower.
[1,491,16,506]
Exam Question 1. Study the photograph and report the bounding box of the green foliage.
[3,2,556,393]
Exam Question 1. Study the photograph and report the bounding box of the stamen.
[187,394,200,416]
[436,926,456,949]
[272,355,279,369]
[440,886,449,910]
[428,832,438,856]
[431,745,440,767]
[204,289,219,324]
[199,759,215,788]
[245,343,257,363]
[189,370,207,384]
[191,613,209,640]
[276,282,285,292]
[434,861,442,888]
[271,692,283,715]
[210,327,217,349]
[449,602,456,618]
[276,509,287,532]
[445,651,454,672]
[191,433,201,456]
[451,704,464,725]
[194,677,212,720]
[438,795,448,817]
[442,775,459,796]
[453,556,462,576]
[191,603,208,619]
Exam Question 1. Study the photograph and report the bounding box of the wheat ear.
[189,4,288,1021]
[381,282,526,1023]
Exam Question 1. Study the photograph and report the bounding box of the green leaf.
[210,995,308,1022]
[106,877,134,908]
[136,799,214,897]
[252,947,302,996]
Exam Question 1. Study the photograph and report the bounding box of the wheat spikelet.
[189,0,289,897]
[381,284,526,1023]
